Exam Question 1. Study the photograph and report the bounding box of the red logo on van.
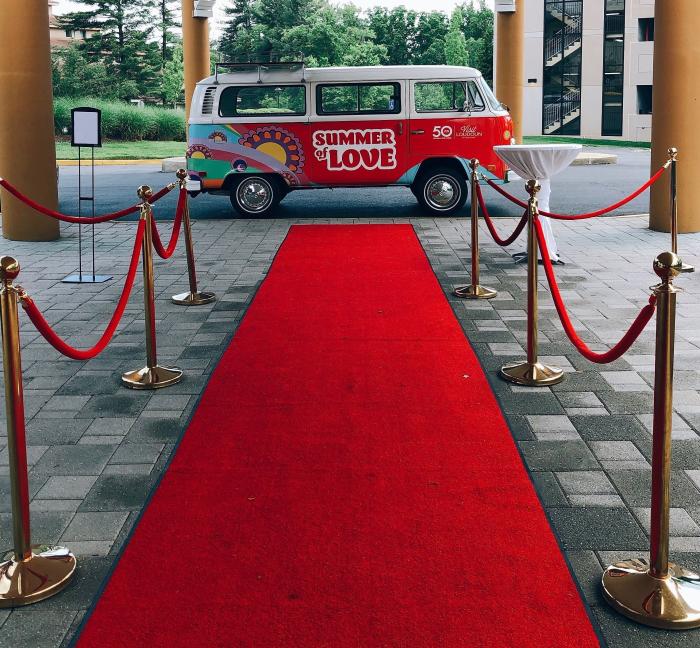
[313,129,397,171]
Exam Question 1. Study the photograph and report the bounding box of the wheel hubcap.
[425,176,459,210]
[238,179,272,213]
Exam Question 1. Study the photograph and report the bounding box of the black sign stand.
[63,107,112,284]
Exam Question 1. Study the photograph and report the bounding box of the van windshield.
[219,85,306,117]
[479,80,505,112]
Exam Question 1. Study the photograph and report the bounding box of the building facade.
[522,0,655,141]
[48,1,99,48]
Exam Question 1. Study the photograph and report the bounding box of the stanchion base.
[454,284,498,300]
[602,558,700,629]
[680,262,695,274]
[171,290,216,306]
[0,545,76,608]
[500,361,565,386]
[62,274,113,284]
[121,365,183,390]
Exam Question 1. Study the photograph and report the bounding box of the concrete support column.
[0,0,60,241]
[495,2,525,143]
[182,0,211,122]
[649,1,700,233]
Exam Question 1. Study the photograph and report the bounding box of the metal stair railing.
[545,17,583,65]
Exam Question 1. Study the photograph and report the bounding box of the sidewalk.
[0,213,698,647]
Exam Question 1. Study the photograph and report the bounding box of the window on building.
[601,1,625,136]
[65,29,74,37]
[218,86,306,117]
[638,18,654,42]
[637,85,653,115]
[317,83,401,115]
[542,1,583,135]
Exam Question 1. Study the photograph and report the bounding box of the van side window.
[414,82,467,112]
[317,83,401,115]
[218,85,306,117]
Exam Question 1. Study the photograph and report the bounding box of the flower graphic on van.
[208,131,228,143]
[239,127,305,173]
[186,144,212,160]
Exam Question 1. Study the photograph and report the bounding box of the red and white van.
[187,63,513,217]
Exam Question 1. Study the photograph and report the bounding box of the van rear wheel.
[414,168,468,216]
[230,176,280,218]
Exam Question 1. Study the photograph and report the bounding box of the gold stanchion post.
[171,169,216,306]
[668,148,694,273]
[122,186,183,389]
[454,159,497,300]
[0,256,76,607]
[500,180,564,386]
[602,251,700,629]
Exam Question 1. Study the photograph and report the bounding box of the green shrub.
[53,98,185,141]
[147,106,186,141]
[54,97,72,135]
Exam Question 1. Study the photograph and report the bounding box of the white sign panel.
[495,0,516,12]
[71,108,101,147]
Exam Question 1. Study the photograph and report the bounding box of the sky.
[54,0,496,34]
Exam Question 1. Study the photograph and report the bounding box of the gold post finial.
[668,147,678,161]
[0,256,20,283]
[469,158,479,171]
[654,251,682,283]
[526,179,541,197]
[176,168,188,182]
[137,185,153,201]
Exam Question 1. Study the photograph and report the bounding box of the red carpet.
[78,225,599,647]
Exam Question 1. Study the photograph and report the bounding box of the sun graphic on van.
[186,144,212,160]
[208,131,228,143]
[239,127,305,173]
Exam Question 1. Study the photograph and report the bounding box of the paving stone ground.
[0,206,698,647]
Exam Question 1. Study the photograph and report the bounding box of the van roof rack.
[214,57,306,84]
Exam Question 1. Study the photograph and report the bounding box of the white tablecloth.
[493,144,582,260]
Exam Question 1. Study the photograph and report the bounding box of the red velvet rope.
[151,189,185,259]
[475,183,528,247]
[535,218,657,363]
[0,178,173,224]
[21,219,146,360]
[484,165,667,220]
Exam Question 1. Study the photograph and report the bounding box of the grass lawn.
[56,140,186,160]
[524,135,650,149]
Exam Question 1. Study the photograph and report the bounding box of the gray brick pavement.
[0,210,697,647]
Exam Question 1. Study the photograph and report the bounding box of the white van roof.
[198,65,482,86]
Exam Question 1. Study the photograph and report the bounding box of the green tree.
[52,44,117,99]
[219,0,259,61]
[61,0,160,99]
[162,44,184,105]
[457,0,494,79]
[413,12,448,65]
[367,7,418,65]
[445,8,469,66]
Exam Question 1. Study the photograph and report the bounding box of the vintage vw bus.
[186,63,513,217]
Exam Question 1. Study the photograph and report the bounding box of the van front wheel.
[414,168,468,216]
[230,176,280,217]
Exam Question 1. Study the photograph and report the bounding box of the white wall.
[522,0,655,141]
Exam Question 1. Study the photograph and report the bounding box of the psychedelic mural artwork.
[187,123,308,189]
